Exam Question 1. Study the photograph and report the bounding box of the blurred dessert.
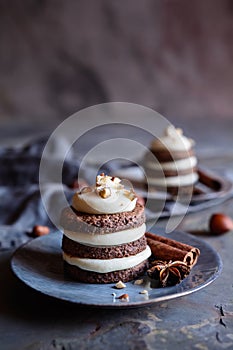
[144,126,198,195]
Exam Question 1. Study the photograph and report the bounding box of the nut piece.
[32,225,50,237]
[118,294,129,302]
[134,279,144,285]
[112,177,121,185]
[80,186,92,194]
[139,290,148,295]
[209,213,233,235]
[125,190,136,201]
[115,281,126,289]
[98,187,111,199]
[111,292,117,302]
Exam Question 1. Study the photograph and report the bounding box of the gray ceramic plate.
[11,229,222,309]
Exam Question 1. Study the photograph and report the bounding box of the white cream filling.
[148,172,199,187]
[72,190,137,214]
[64,224,146,246]
[146,156,197,171]
[63,245,151,273]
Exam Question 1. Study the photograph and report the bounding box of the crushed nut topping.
[124,190,136,201]
[98,187,111,199]
[79,186,92,194]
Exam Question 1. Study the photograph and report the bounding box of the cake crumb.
[134,279,144,285]
[115,281,126,289]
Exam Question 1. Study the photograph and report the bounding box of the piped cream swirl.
[72,174,137,214]
[150,125,194,152]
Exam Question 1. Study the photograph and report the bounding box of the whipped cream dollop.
[72,174,137,214]
[150,126,194,152]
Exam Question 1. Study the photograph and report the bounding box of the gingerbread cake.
[60,174,151,283]
[144,126,198,195]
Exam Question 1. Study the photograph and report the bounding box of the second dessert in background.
[60,174,151,283]
[144,125,199,195]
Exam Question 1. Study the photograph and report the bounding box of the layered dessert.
[144,126,198,195]
[60,174,151,283]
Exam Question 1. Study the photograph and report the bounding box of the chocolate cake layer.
[62,235,147,259]
[149,184,195,196]
[64,260,148,283]
[60,202,145,234]
[145,149,194,163]
[145,167,197,178]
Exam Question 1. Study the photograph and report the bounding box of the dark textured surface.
[60,203,145,233]
[62,235,147,259]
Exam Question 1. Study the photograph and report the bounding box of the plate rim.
[11,230,223,309]
[121,166,233,204]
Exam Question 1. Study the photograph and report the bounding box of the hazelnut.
[32,225,50,237]
[118,293,129,302]
[98,187,111,199]
[115,281,126,289]
[209,213,233,235]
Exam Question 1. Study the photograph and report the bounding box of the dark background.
[0,0,233,149]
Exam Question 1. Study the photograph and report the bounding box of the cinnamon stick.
[198,169,221,190]
[145,232,200,267]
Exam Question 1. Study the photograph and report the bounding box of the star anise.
[147,260,190,287]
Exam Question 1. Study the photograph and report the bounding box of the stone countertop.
[0,154,233,350]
